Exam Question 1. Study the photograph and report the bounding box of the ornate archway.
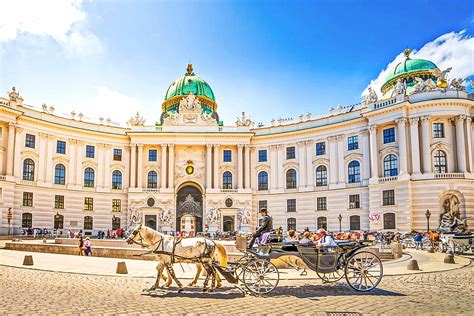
[176,184,203,232]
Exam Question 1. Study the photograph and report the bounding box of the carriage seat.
[335,240,358,250]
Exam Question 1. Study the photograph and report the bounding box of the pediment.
[379,145,398,156]
[344,152,363,162]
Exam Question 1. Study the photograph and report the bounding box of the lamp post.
[425,210,431,232]
[338,214,342,232]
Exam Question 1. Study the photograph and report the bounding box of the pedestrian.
[78,236,84,256]
[84,237,92,256]
[413,232,423,250]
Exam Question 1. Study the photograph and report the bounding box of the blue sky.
[0,0,473,126]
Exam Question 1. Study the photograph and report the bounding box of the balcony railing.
[142,188,159,193]
[346,182,363,188]
[378,176,398,183]
[0,175,6,181]
[314,185,328,191]
[19,179,35,186]
[221,189,238,193]
[434,173,465,179]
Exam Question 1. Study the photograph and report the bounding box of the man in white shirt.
[315,228,337,249]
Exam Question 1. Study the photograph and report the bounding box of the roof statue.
[128,112,146,126]
[362,87,378,105]
[392,79,407,97]
[449,78,466,92]
[432,67,452,88]
[236,112,254,127]
[413,77,437,93]
[7,86,24,105]
[163,92,218,126]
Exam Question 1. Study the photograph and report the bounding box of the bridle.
[128,225,163,250]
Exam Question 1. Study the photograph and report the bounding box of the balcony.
[142,188,159,193]
[221,189,238,193]
[378,176,398,183]
[0,175,6,181]
[434,173,465,179]
[346,182,363,188]
[19,179,35,186]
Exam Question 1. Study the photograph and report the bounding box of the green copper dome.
[381,49,439,94]
[164,64,215,102]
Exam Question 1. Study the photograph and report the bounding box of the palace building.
[0,52,473,235]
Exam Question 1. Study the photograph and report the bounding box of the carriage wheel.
[344,251,383,292]
[242,259,279,295]
[316,268,344,283]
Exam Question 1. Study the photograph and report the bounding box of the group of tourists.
[96,228,126,239]
[76,231,93,256]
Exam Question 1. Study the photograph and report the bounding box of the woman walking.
[78,236,85,256]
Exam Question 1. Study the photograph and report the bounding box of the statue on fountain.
[438,195,468,234]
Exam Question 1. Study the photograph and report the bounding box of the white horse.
[126,224,227,292]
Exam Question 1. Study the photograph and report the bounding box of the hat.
[86,237,90,240]
[316,228,326,234]
[259,208,267,213]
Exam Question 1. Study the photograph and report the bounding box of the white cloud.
[0,0,101,56]
[363,30,474,96]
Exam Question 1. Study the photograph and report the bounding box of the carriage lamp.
[425,210,431,232]
[338,214,343,232]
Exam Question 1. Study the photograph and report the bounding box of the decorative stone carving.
[238,208,251,225]
[8,86,22,102]
[128,112,146,126]
[362,87,378,105]
[206,208,220,225]
[449,78,466,91]
[127,201,145,228]
[392,79,406,97]
[433,67,452,88]
[439,194,468,233]
[163,93,217,126]
[236,112,254,127]
[159,209,173,226]
[413,77,437,93]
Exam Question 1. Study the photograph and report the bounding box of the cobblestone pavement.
[0,262,472,315]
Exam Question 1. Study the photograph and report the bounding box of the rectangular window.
[23,192,33,207]
[25,134,36,148]
[349,194,360,209]
[85,145,95,158]
[348,135,359,150]
[84,197,94,211]
[383,128,396,144]
[382,190,395,206]
[433,123,444,138]
[223,150,232,162]
[56,140,66,154]
[258,200,267,211]
[258,150,267,162]
[287,199,296,212]
[149,149,157,162]
[315,142,326,156]
[54,195,64,209]
[286,146,295,159]
[113,149,122,161]
[112,199,121,212]
[316,197,327,211]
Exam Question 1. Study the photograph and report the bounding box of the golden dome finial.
[404,48,411,58]
[186,63,193,75]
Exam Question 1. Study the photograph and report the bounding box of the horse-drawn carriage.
[216,236,384,295]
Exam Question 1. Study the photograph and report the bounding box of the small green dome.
[164,64,215,102]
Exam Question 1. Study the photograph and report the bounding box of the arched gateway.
[176,184,203,233]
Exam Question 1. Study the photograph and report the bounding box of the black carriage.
[216,236,383,295]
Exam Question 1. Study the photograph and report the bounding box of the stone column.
[361,130,370,180]
[395,117,408,175]
[97,144,104,187]
[305,141,313,188]
[368,125,379,179]
[45,136,54,184]
[446,119,456,172]
[213,144,219,189]
[38,133,47,182]
[206,144,212,189]
[104,145,112,188]
[337,136,345,183]
[269,145,277,190]
[328,136,338,184]
[250,146,257,190]
[409,118,421,174]
[277,145,285,189]
[13,127,23,179]
[75,141,84,185]
[237,144,243,189]
[168,144,175,189]
[297,141,306,189]
[130,144,137,188]
[6,123,16,176]
[455,115,466,172]
[0,147,4,175]
[244,144,250,189]
[466,117,473,173]
[137,144,143,189]
[420,116,431,174]
[160,144,167,189]
[68,139,76,185]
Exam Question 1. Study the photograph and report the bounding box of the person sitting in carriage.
[315,228,337,250]
[247,208,273,250]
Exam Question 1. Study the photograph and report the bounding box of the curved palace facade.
[0,54,473,235]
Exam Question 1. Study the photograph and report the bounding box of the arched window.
[54,214,64,229]
[350,215,361,231]
[383,154,398,177]
[84,167,95,187]
[84,216,93,230]
[287,217,296,231]
[22,158,35,181]
[223,171,233,189]
[434,150,447,173]
[112,216,121,230]
[147,171,157,188]
[258,171,268,190]
[383,213,396,230]
[317,217,327,230]
[112,170,122,189]
[315,165,328,186]
[286,169,297,189]
[22,213,33,228]
[348,161,361,183]
[54,164,66,185]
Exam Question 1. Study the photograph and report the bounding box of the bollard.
[406,259,420,270]
[444,254,456,264]
[427,247,435,253]
[23,255,34,266]
[116,262,128,274]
